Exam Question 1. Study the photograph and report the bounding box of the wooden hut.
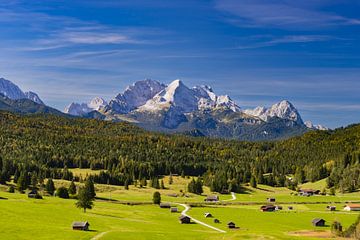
[179,215,191,224]
[72,221,89,231]
[312,218,325,227]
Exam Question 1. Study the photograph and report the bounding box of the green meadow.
[0,175,359,240]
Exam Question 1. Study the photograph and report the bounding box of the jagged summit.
[106,78,166,114]
[64,97,107,116]
[0,77,44,104]
[244,100,303,124]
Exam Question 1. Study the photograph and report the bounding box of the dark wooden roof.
[72,221,89,227]
[179,215,190,220]
[312,218,325,224]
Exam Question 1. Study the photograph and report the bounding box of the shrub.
[153,191,161,204]
[8,185,15,193]
[56,187,69,199]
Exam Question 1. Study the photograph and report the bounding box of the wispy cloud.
[235,35,334,49]
[215,0,360,30]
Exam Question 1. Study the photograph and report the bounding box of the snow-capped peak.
[244,100,303,124]
[106,78,166,114]
[24,91,44,105]
[140,79,198,112]
[64,97,107,116]
[0,77,44,104]
[88,97,107,110]
[305,121,328,131]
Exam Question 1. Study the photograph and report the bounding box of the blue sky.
[0,0,359,128]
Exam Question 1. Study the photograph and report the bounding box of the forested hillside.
[0,111,359,192]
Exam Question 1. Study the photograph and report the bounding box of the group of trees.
[0,112,360,194]
[187,178,203,195]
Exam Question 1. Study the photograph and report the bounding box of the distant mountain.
[0,93,65,116]
[64,79,323,140]
[244,100,303,125]
[304,121,329,131]
[0,78,44,104]
[64,97,107,116]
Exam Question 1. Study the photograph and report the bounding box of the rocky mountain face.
[0,78,44,104]
[64,79,323,140]
[64,97,107,116]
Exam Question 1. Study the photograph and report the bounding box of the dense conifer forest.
[0,111,359,193]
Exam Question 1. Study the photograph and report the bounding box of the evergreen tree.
[169,174,173,185]
[153,191,161,204]
[45,178,55,195]
[68,180,77,195]
[76,187,94,212]
[17,171,28,192]
[160,180,165,189]
[31,172,38,190]
[250,175,257,188]
[84,177,96,199]
[195,178,203,195]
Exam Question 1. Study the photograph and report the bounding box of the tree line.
[0,111,359,193]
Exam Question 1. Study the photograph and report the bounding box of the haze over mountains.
[0,77,327,140]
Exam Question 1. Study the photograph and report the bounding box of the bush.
[56,187,69,199]
[153,191,161,204]
[8,185,15,193]
[34,193,43,199]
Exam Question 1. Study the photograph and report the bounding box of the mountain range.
[0,77,327,140]
[0,77,65,116]
[64,79,327,140]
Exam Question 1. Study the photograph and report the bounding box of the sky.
[0,0,359,128]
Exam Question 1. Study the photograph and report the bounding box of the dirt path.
[174,203,227,233]
[90,230,112,240]
[222,192,236,201]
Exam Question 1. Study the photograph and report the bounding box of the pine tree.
[169,174,173,185]
[195,178,203,194]
[31,172,38,190]
[45,178,55,195]
[160,180,165,189]
[76,187,94,212]
[84,177,96,199]
[17,171,28,192]
[68,180,77,195]
[153,191,161,204]
[250,176,257,188]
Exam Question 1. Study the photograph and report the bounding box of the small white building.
[344,204,360,211]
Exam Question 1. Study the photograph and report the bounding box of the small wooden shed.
[72,221,89,231]
[312,218,325,227]
[227,222,236,229]
[179,215,191,224]
[160,203,171,208]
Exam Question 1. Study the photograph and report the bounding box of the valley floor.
[0,175,359,240]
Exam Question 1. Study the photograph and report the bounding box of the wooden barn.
[170,207,178,213]
[227,222,236,229]
[179,215,191,224]
[160,203,171,208]
[260,205,276,212]
[312,218,325,227]
[72,221,89,231]
[28,190,38,198]
[204,212,212,218]
[205,195,219,202]
[344,204,360,211]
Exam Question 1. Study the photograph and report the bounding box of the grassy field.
[0,175,359,240]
